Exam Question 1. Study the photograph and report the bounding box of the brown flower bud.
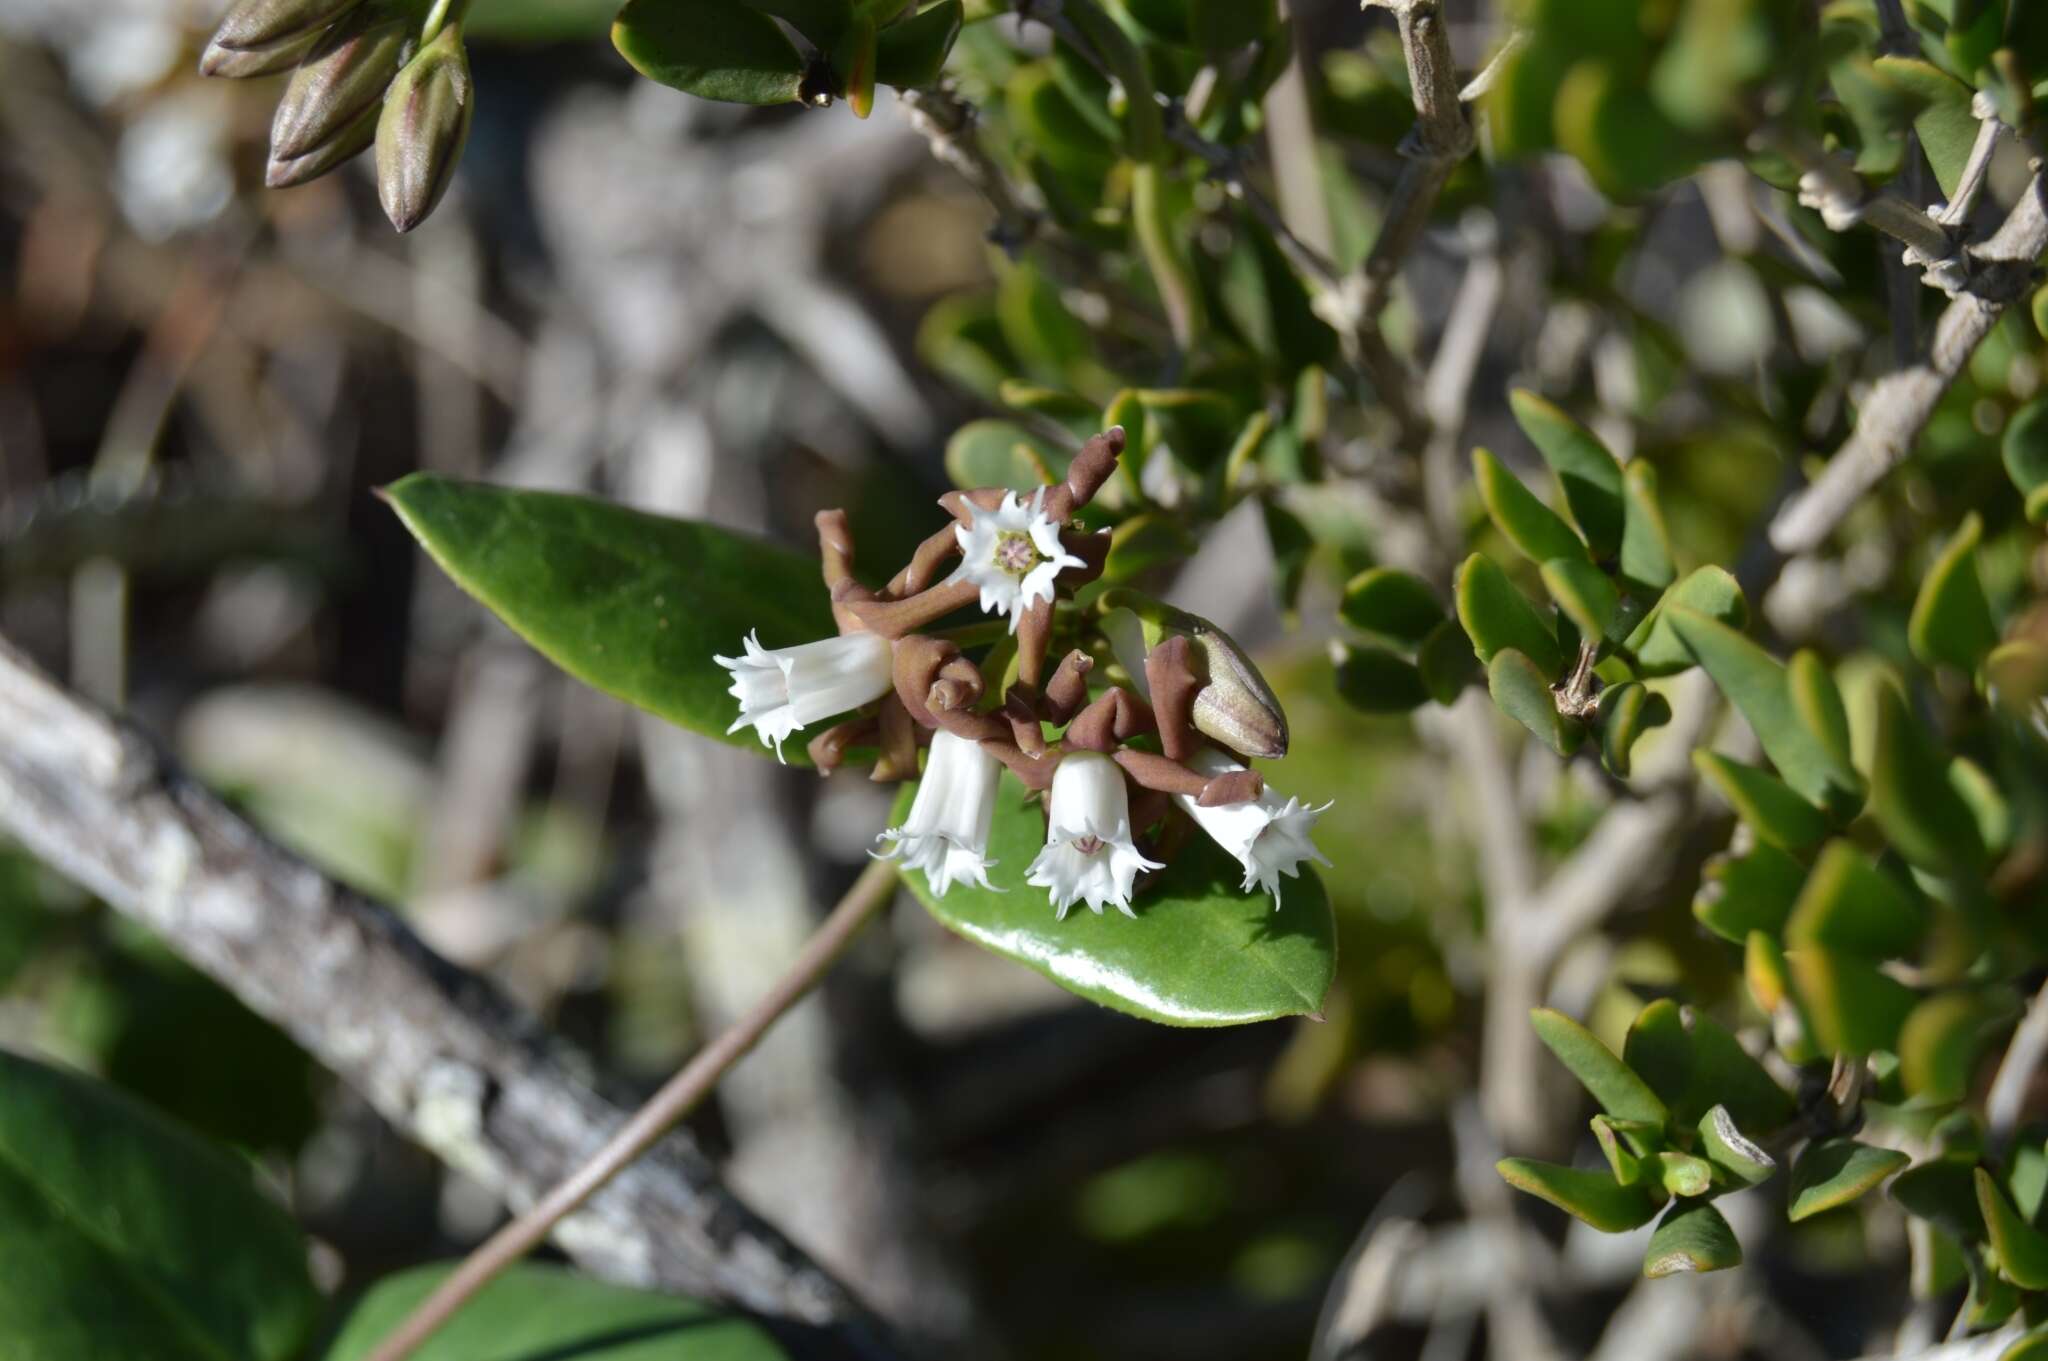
[375,23,473,232]
[266,100,378,187]
[200,27,320,79]
[270,5,415,163]
[211,0,368,51]
[1185,619,1290,761]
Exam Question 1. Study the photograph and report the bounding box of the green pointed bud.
[1099,593,1291,760]
[266,100,379,187]
[375,24,473,232]
[270,5,416,163]
[212,0,368,51]
[200,27,320,79]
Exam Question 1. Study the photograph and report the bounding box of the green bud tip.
[375,23,474,233]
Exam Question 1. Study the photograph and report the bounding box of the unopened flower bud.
[211,0,368,52]
[271,5,415,163]
[266,100,378,187]
[375,23,473,232]
[200,27,320,79]
[1100,596,1290,761]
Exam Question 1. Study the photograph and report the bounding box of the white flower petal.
[1026,751,1162,918]
[940,489,1084,630]
[713,629,894,762]
[1175,749,1332,908]
[873,731,1003,895]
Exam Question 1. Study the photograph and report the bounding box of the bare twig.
[1357,0,1476,322]
[1853,1328,2027,1361]
[896,84,1041,255]
[1986,975,2048,1152]
[0,635,905,1359]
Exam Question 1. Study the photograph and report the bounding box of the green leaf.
[1785,840,1928,959]
[1497,1158,1665,1232]
[1473,446,1588,565]
[1787,947,1918,1056]
[1622,999,1796,1135]
[1987,641,2048,720]
[1872,56,1980,199]
[1667,607,1865,822]
[1189,0,1276,51]
[1456,555,1565,678]
[613,0,807,105]
[1787,650,1854,773]
[741,0,850,49]
[0,1050,319,1361]
[1698,1105,1776,1187]
[1509,389,1626,561]
[874,0,962,88]
[1658,1150,1714,1197]
[1597,680,1671,779]
[1417,618,1480,704]
[2003,1323,2048,1361]
[1644,1201,1742,1277]
[385,476,837,759]
[1978,1168,2048,1289]
[1334,644,1431,714]
[1893,1157,1988,1241]
[1790,1140,1911,1221]
[1693,840,1807,944]
[1531,1007,1669,1126]
[1900,990,2019,1105]
[1102,513,1196,582]
[894,777,1336,1026]
[326,1263,789,1360]
[2005,397,2048,520]
[1340,566,1445,646]
[944,419,1064,492]
[1909,513,2000,674]
[1488,649,1582,755]
[1592,1114,1660,1184]
[1541,556,1621,642]
[1619,460,1677,591]
[1872,681,1988,874]
[1693,752,1830,852]
[1625,566,1747,677]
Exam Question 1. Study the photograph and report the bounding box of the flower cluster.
[714,429,1330,918]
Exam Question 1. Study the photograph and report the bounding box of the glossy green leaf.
[1872,681,1988,874]
[945,419,1065,492]
[1790,1140,1911,1222]
[1489,649,1582,755]
[1474,446,1587,565]
[1418,618,1480,704]
[1497,1158,1665,1232]
[1909,513,2000,674]
[2005,397,2048,519]
[0,1050,319,1361]
[1698,1105,1776,1187]
[1893,1158,1989,1242]
[1619,460,1676,591]
[1693,752,1830,852]
[1644,1201,1741,1277]
[1334,644,1431,714]
[1531,1007,1669,1126]
[1622,998,1795,1134]
[1785,840,1928,959]
[1900,990,2018,1104]
[385,475,837,758]
[1787,947,1918,1056]
[874,0,963,88]
[1541,556,1621,642]
[613,0,807,104]
[1873,56,1980,199]
[1510,389,1626,561]
[1787,650,1854,773]
[1597,681,1670,779]
[1978,1169,2048,1289]
[1340,566,1445,646]
[1626,566,1747,677]
[1693,840,1806,944]
[741,0,849,49]
[894,777,1336,1026]
[1456,554,1565,677]
[1667,608,1865,822]
[326,1263,789,1360]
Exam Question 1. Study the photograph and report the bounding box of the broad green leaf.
[742,0,850,49]
[1531,1007,1669,1126]
[466,0,616,41]
[1872,681,1988,874]
[0,1050,319,1361]
[1626,566,1747,677]
[1787,650,1853,772]
[1474,447,1588,565]
[1102,513,1195,582]
[996,260,1096,387]
[1418,618,1480,704]
[1619,460,1676,591]
[1693,840,1806,944]
[1787,947,1917,1056]
[1658,1150,1714,1197]
[1510,389,1626,561]
[2005,397,2048,520]
[1340,566,1445,646]
[1456,554,1565,677]
[1597,681,1670,779]
[1556,60,1705,197]
[1262,498,1314,615]
[1790,1140,1910,1221]
[2004,1323,2048,1361]
[1978,1169,2048,1288]
[1497,1158,1665,1232]
[1951,757,2013,857]
[385,476,837,759]
[945,419,1064,492]
[326,1263,788,1360]
[894,778,1336,1026]
[1893,1158,1988,1241]
[1909,514,2000,674]
[613,0,807,104]
[1873,56,1980,199]
[874,0,963,88]
[1541,556,1621,642]
[1698,1105,1776,1187]
[1489,649,1582,755]
[1644,1201,1742,1277]
[1007,60,1117,178]
[1667,608,1865,822]
[1900,990,2018,1104]
[1593,1114,1661,1184]
[1623,999,1795,1135]
[1693,752,1830,852]
[1785,841,1928,959]
[1334,644,1431,714]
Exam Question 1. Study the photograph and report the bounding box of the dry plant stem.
[0,636,900,1355]
[1357,0,1475,322]
[1771,174,2048,555]
[1986,974,2048,1152]
[365,858,904,1361]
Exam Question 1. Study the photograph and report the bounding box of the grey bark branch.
[0,634,904,1361]
[1358,0,1476,321]
[1986,974,2048,1153]
[1770,174,2048,556]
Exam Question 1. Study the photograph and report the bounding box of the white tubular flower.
[1175,748,1331,908]
[874,730,1003,895]
[1027,751,1162,919]
[944,490,1086,632]
[713,629,894,762]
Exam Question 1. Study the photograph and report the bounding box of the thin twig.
[364,858,903,1361]
[1986,975,2048,1153]
[1356,0,1476,322]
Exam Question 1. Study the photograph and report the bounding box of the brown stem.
[846,579,980,638]
[1145,634,1201,762]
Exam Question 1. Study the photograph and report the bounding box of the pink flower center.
[1073,834,1104,855]
[993,531,1039,577]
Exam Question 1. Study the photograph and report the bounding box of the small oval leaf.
[1790,1139,1910,1222]
[613,0,808,104]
